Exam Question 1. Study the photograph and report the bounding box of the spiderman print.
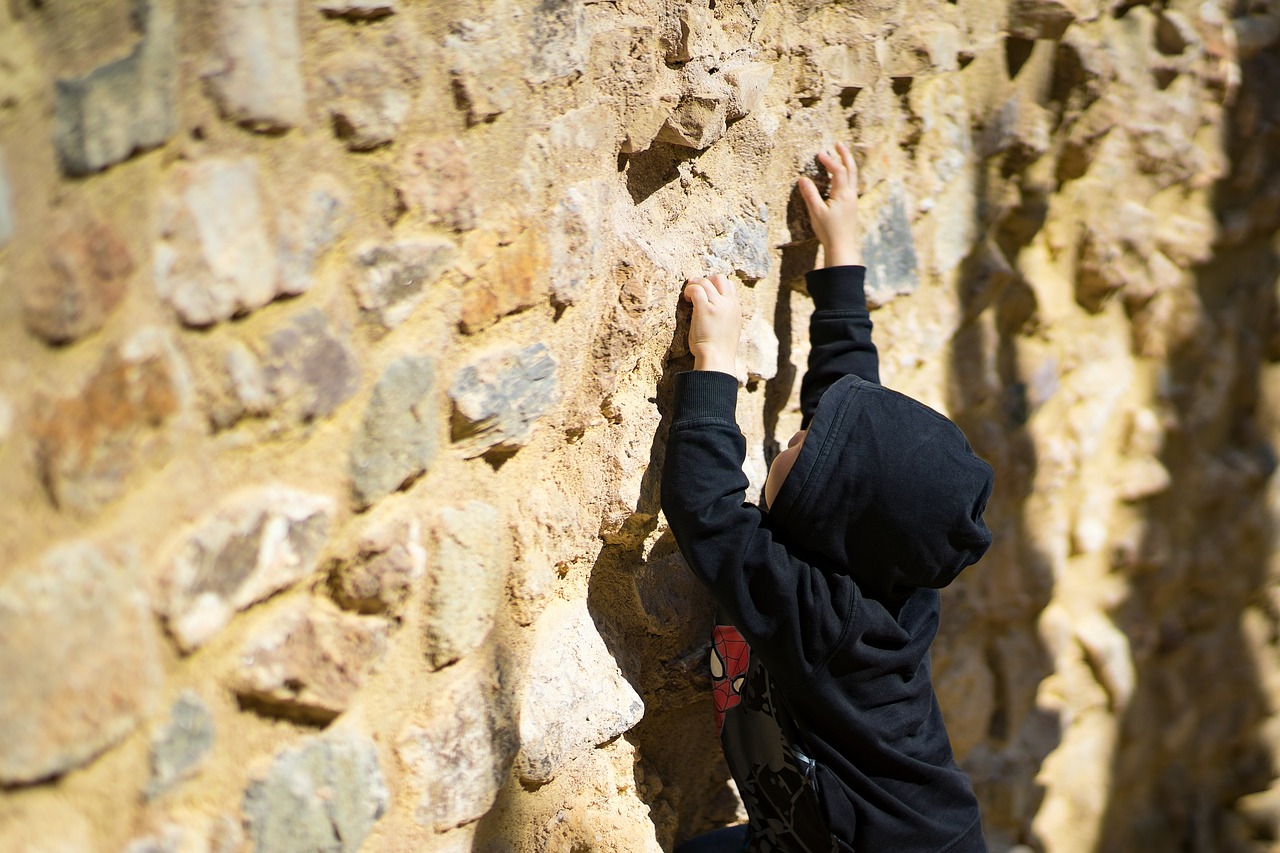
[711,624,750,731]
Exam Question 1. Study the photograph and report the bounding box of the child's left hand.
[683,274,742,375]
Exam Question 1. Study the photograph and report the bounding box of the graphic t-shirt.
[712,622,838,853]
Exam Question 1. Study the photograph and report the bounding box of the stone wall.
[1,0,1279,850]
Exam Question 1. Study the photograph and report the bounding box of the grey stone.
[204,0,305,131]
[53,0,177,176]
[317,0,396,18]
[243,730,388,853]
[322,52,412,151]
[262,309,361,423]
[350,356,439,509]
[0,542,162,785]
[0,151,12,246]
[526,0,589,85]
[351,239,457,330]
[396,673,518,830]
[424,501,505,669]
[147,691,215,799]
[862,182,920,307]
[157,487,335,652]
[155,158,278,327]
[448,342,561,459]
[707,206,771,281]
[516,599,645,783]
[277,175,350,295]
[232,597,390,723]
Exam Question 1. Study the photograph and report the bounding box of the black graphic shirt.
[712,620,837,853]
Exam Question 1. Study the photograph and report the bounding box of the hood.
[765,375,993,601]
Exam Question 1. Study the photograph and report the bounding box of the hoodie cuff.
[672,370,739,424]
[805,265,868,312]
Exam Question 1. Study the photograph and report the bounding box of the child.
[660,142,994,853]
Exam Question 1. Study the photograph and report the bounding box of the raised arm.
[796,142,879,428]
[799,266,878,429]
[660,370,858,681]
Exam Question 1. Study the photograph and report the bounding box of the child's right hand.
[798,142,862,268]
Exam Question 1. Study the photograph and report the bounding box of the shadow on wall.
[1096,32,1280,852]
[941,85,1060,848]
[582,262,740,851]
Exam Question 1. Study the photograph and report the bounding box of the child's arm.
[662,277,860,681]
[797,143,879,429]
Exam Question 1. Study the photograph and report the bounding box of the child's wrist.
[823,243,863,268]
[693,353,737,374]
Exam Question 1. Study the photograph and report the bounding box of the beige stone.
[0,543,162,784]
[424,501,507,669]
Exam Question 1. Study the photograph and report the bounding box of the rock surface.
[448,342,561,459]
[243,730,388,853]
[203,0,305,130]
[232,598,390,722]
[516,599,646,783]
[146,691,216,799]
[397,671,518,831]
[53,0,176,174]
[423,501,505,669]
[0,543,162,784]
[350,356,439,509]
[157,487,335,651]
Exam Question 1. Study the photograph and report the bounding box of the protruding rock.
[0,543,162,785]
[516,599,645,783]
[155,158,279,326]
[157,487,335,652]
[445,8,523,123]
[398,137,476,231]
[277,175,350,294]
[526,0,589,85]
[449,342,561,459]
[53,0,177,175]
[706,207,771,281]
[424,501,505,669]
[147,691,215,800]
[656,93,728,149]
[322,51,413,150]
[260,309,361,423]
[861,182,920,307]
[23,214,132,344]
[722,61,772,119]
[460,228,550,334]
[549,180,611,307]
[351,239,457,330]
[243,730,388,853]
[331,511,427,615]
[397,672,518,830]
[203,0,305,131]
[232,597,391,722]
[1008,0,1080,40]
[318,0,396,18]
[33,327,191,514]
[350,356,439,509]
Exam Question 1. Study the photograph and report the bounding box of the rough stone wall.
[1,0,1279,851]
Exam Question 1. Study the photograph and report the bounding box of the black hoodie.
[660,265,993,852]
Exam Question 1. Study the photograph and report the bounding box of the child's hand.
[798,141,862,268]
[682,274,742,375]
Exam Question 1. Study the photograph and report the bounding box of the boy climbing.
[660,142,995,852]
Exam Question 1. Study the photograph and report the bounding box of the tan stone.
[22,213,132,344]
[460,228,550,334]
[424,501,507,669]
[0,543,162,784]
[232,597,391,722]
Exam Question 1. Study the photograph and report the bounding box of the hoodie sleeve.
[660,369,859,683]
[799,265,878,430]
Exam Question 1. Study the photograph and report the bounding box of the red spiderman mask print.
[710,624,750,732]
